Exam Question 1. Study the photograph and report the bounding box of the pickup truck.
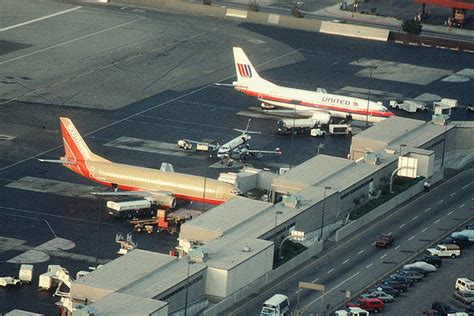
[426,244,461,258]
[376,233,394,248]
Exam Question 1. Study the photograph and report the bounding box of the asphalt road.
[229,168,473,315]
[0,1,473,314]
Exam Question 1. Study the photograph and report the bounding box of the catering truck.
[276,112,331,135]
[107,199,156,218]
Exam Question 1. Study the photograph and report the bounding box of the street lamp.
[184,259,195,316]
[366,65,377,128]
[319,186,332,241]
[289,104,296,169]
[273,210,283,247]
[399,143,406,156]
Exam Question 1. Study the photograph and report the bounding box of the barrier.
[319,21,389,41]
[333,180,425,242]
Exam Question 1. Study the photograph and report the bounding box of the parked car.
[370,285,400,297]
[441,235,472,249]
[404,261,437,273]
[376,233,394,248]
[432,301,457,315]
[422,309,442,316]
[347,297,384,313]
[397,269,425,282]
[365,290,394,303]
[413,255,442,268]
[454,291,474,305]
[456,278,474,293]
[466,302,474,314]
[465,223,474,230]
[381,280,408,292]
[389,274,415,286]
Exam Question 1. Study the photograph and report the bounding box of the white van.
[456,278,474,293]
[260,294,290,316]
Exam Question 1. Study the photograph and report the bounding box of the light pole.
[366,65,377,128]
[399,144,406,156]
[95,206,101,268]
[273,210,283,248]
[289,104,296,169]
[184,259,195,316]
[319,186,331,241]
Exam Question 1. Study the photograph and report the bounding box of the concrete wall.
[202,240,324,316]
[110,0,389,41]
[332,180,425,242]
[446,123,474,169]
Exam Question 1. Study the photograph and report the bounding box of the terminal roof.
[90,292,167,315]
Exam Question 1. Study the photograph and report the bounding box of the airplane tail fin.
[233,47,274,87]
[59,117,109,163]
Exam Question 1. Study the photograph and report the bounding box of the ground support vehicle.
[276,112,331,135]
[433,98,458,109]
[107,199,156,219]
[129,209,188,235]
[0,276,21,287]
[389,99,428,112]
[427,244,461,258]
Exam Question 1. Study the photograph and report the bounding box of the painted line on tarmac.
[380,254,387,259]
[447,211,453,216]
[342,259,349,265]
[459,204,465,208]
[0,6,82,32]
[412,216,418,220]
[394,245,400,250]
[366,263,373,269]
[327,269,334,274]
[435,219,441,224]
[357,250,364,255]
[408,236,415,241]
[399,223,406,228]
[424,207,431,213]
[450,192,456,196]
[0,16,145,66]
[421,228,428,233]
[437,199,444,204]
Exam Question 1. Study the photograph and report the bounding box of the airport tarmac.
[0,0,473,313]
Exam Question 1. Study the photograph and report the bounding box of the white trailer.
[19,264,34,283]
[434,98,458,109]
[277,112,331,135]
[107,200,154,218]
[389,100,427,113]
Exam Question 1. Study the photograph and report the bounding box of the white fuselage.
[234,80,394,123]
[217,134,251,157]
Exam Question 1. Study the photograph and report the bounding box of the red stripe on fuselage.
[237,88,393,118]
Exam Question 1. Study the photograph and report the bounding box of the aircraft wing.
[245,148,282,155]
[92,190,176,208]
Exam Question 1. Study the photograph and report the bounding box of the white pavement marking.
[0,6,81,32]
[327,269,334,274]
[437,200,444,204]
[395,245,401,249]
[424,207,432,213]
[450,192,456,196]
[399,223,406,228]
[103,137,206,159]
[459,204,465,208]
[342,259,349,265]
[412,216,418,220]
[462,182,472,189]
[421,228,428,233]
[357,250,364,255]
[447,211,453,216]
[309,272,360,305]
[366,263,373,268]
[380,254,387,259]
[0,17,145,66]
[312,278,319,283]
[408,236,415,241]
[435,219,441,224]
[5,176,104,199]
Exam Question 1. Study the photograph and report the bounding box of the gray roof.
[204,237,273,270]
[74,250,203,297]
[353,116,425,144]
[180,196,272,240]
[387,121,454,149]
[90,292,167,315]
[272,155,354,189]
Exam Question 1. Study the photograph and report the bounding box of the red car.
[347,297,384,313]
[376,233,394,248]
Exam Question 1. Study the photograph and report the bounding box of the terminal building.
[67,116,474,315]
